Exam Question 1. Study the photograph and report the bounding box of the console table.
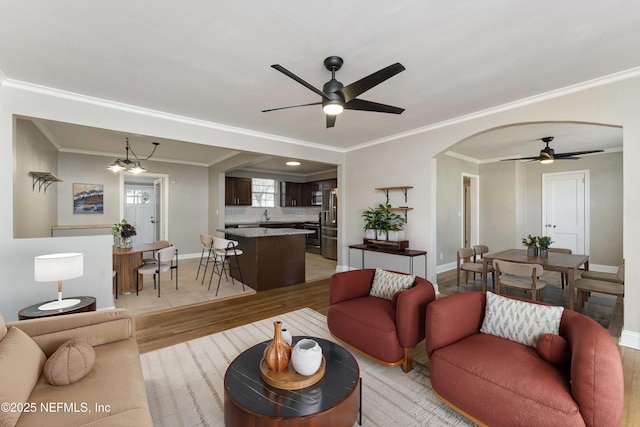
[348,244,427,277]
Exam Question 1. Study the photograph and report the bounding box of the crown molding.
[2,78,346,154]
[347,66,640,153]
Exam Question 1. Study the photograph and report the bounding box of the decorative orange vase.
[263,321,291,372]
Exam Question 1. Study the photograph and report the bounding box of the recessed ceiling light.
[286,161,301,166]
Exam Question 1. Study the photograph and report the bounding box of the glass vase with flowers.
[112,219,137,248]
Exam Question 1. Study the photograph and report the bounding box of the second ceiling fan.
[262,56,405,128]
[502,137,604,163]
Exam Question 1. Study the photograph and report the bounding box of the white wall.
[344,73,640,349]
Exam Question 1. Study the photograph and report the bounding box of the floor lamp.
[34,253,83,310]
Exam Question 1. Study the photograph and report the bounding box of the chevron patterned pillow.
[369,268,415,300]
[480,292,564,347]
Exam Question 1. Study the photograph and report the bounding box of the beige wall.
[13,119,58,238]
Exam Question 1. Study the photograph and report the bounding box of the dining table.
[112,241,170,295]
[481,248,589,311]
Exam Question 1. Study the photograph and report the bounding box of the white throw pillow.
[369,268,415,300]
[480,291,564,347]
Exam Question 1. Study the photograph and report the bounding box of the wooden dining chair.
[548,247,572,289]
[457,248,494,287]
[494,259,547,301]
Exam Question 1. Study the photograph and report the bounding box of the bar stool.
[195,234,215,283]
[208,236,245,296]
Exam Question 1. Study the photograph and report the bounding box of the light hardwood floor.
[135,268,639,426]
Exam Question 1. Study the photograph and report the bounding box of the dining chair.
[137,246,178,297]
[575,264,625,313]
[457,247,494,287]
[548,247,572,289]
[142,240,171,264]
[195,234,215,283]
[208,236,245,296]
[494,259,547,301]
[472,244,490,281]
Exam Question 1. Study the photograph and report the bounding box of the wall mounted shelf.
[375,186,413,203]
[375,186,414,221]
[30,172,62,193]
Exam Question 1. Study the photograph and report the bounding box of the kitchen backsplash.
[225,206,322,224]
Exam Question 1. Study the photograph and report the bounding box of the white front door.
[124,185,155,244]
[542,171,589,255]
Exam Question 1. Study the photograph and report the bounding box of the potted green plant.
[374,200,394,240]
[362,207,381,240]
[537,236,554,257]
[387,214,406,241]
[521,234,538,256]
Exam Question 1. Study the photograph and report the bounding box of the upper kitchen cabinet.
[317,179,337,190]
[281,181,309,207]
[225,177,252,206]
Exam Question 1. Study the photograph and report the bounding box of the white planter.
[376,230,387,240]
[387,230,405,241]
[365,229,377,240]
[291,339,323,376]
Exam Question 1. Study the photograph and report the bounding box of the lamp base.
[38,299,81,311]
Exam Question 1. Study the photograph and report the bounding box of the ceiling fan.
[262,56,405,128]
[502,136,604,164]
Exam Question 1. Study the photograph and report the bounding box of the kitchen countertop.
[221,227,313,238]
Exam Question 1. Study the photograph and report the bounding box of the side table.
[18,296,96,320]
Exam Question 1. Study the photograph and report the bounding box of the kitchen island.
[221,227,312,291]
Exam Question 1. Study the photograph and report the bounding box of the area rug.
[140,308,476,426]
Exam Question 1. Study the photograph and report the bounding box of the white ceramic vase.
[281,328,292,346]
[291,339,323,376]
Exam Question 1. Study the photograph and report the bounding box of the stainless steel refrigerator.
[321,188,338,260]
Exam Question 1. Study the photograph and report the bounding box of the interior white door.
[124,185,155,244]
[542,171,588,255]
[153,178,163,241]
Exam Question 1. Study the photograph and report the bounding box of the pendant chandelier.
[107,138,159,174]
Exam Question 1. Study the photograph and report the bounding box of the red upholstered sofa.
[425,292,624,427]
[327,269,436,372]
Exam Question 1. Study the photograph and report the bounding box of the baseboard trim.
[436,261,457,274]
[619,330,640,350]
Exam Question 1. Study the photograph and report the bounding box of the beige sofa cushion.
[16,337,152,427]
[0,327,46,427]
[0,313,7,341]
[43,339,96,386]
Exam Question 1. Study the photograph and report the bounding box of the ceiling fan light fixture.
[540,158,554,164]
[323,102,343,115]
[286,161,301,166]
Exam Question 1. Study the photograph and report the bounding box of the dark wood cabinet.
[281,181,308,207]
[225,177,252,206]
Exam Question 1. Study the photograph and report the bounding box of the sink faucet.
[263,209,271,222]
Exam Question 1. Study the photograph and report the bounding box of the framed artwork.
[73,183,104,214]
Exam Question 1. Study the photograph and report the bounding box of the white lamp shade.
[34,253,83,282]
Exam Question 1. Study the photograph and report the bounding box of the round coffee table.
[224,336,360,427]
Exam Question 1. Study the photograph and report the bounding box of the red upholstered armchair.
[327,269,436,372]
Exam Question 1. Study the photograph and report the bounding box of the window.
[125,189,151,205]
[252,178,276,207]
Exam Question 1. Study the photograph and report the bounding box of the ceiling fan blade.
[339,63,405,103]
[554,149,604,158]
[271,65,330,100]
[326,114,336,128]
[343,98,405,114]
[500,156,545,161]
[262,101,322,113]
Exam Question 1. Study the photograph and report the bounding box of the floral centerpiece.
[521,234,538,256]
[112,219,136,248]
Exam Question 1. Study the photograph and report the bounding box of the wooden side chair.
[548,247,572,288]
[457,248,494,287]
[472,244,490,281]
[494,259,547,301]
[575,264,624,312]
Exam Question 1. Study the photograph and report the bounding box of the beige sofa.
[1,309,152,427]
